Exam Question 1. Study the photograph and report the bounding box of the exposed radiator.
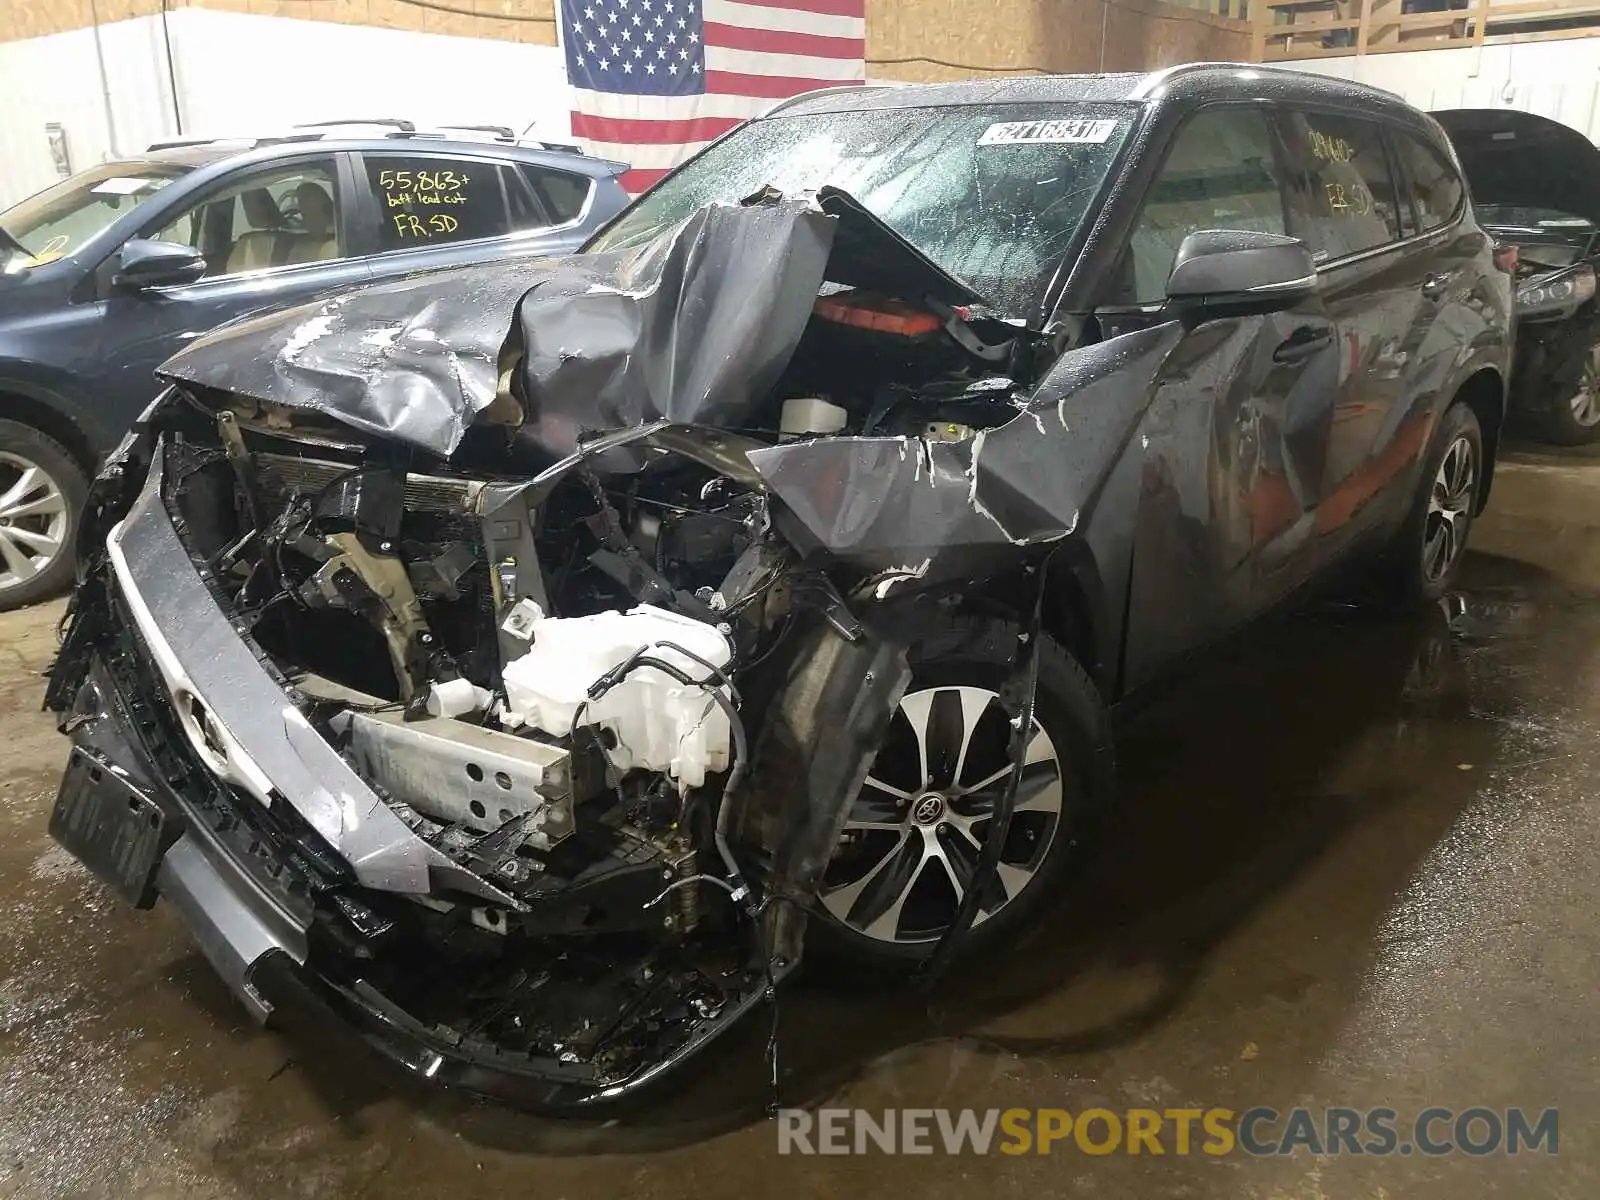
[253,452,484,516]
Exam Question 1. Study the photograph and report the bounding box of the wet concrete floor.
[2,445,1599,1198]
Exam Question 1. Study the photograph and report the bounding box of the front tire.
[809,616,1113,969]
[0,420,86,612]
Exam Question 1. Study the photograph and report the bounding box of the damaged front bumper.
[46,440,783,1109]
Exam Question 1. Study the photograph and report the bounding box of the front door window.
[150,162,343,279]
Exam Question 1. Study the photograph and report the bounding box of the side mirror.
[1165,230,1316,313]
[113,239,207,291]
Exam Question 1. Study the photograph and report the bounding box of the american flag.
[558,0,867,194]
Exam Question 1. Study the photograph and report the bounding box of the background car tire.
[808,615,1114,972]
[1539,344,1600,445]
[0,419,87,612]
[1378,399,1483,606]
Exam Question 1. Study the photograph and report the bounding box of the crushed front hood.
[1434,108,1600,227]
[158,261,535,456]
[157,189,987,460]
[158,199,833,459]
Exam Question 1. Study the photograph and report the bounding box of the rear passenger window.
[522,166,592,224]
[367,157,516,250]
[1393,132,1464,233]
[1116,108,1290,305]
[1279,112,1402,261]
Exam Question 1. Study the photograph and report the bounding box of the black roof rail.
[295,118,416,132]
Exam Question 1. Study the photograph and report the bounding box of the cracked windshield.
[586,103,1137,314]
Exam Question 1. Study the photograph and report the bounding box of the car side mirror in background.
[112,239,207,291]
[1165,229,1317,314]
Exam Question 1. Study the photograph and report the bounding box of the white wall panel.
[0,10,572,211]
[169,10,570,145]
[1281,41,1600,142]
[0,17,176,208]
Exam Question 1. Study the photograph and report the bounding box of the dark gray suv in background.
[45,65,1512,1110]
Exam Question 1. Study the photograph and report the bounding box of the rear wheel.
[0,419,86,612]
[1380,400,1482,605]
[809,617,1113,968]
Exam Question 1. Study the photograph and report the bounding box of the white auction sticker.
[978,118,1119,146]
[90,177,160,196]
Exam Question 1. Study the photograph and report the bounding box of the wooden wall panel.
[4,0,1243,74]
[864,0,1250,81]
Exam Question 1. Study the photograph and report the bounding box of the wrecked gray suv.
[44,65,1512,1109]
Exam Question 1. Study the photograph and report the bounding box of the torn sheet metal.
[160,199,836,459]
[508,199,832,458]
[812,186,984,310]
[742,617,911,962]
[747,322,1184,576]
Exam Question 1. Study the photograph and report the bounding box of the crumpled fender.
[745,322,1186,582]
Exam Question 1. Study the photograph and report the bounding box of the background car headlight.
[1517,264,1597,315]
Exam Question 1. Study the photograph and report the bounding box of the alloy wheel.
[820,684,1065,945]
[0,452,69,595]
[1569,345,1600,428]
[1422,436,1476,586]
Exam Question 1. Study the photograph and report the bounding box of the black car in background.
[1435,108,1600,444]
[0,123,629,609]
[44,65,1512,1109]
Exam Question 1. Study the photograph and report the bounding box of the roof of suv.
[129,122,627,179]
[770,63,1418,124]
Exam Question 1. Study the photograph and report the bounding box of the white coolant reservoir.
[779,396,848,440]
[500,605,733,788]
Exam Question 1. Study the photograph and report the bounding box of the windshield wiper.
[0,225,30,259]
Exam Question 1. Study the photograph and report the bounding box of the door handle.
[1273,326,1333,364]
[1421,271,1452,300]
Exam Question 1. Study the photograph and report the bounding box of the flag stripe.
[573,90,779,120]
[704,67,855,97]
[704,0,863,37]
[571,111,745,144]
[731,0,864,17]
[703,20,863,58]
[621,167,674,193]
[704,46,865,79]
[582,138,717,167]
